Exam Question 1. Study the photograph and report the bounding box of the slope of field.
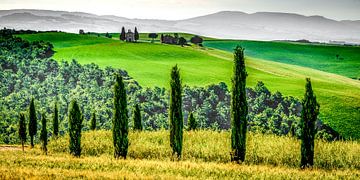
[0,131,359,179]
[17,32,360,139]
[204,40,360,79]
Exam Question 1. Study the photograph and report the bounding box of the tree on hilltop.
[120,27,126,41]
[134,27,139,42]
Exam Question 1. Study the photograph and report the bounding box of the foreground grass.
[17,32,360,139]
[0,131,359,179]
[48,131,360,169]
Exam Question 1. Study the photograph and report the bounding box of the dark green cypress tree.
[169,65,183,159]
[90,111,97,131]
[188,112,197,131]
[40,113,47,154]
[18,112,26,152]
[28,98,37,148]
[68,100,83,157]
[300,78,320,168]
[112,74,129,159]
[231,46,248,162]
[120,27,126,41]
[53,102,59,137]
[133,104,142,131]
[134,27,139,42]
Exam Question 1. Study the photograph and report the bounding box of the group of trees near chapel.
[15,45,321,167]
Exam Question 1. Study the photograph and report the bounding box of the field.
[0,131,359,179]
[17,32,360,139]
[204,40,360,79]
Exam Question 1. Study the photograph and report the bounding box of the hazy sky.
[0,0,359,20]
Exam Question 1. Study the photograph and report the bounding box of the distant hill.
[1,9,360,43]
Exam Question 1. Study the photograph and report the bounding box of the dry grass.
[0,130,359,179]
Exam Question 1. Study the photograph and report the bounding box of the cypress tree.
[169,65,183,159]
[231,46,248,162]
[90,111,96,131]
[112,74,129,159]
[134,27,139,42]
[28,98,37,148]
[188,112,197,131]
[133,104,142,131]
[53,102,59,137]
[68,99,83,157]
[18,112,26,152]
[300,78,320,168]
[40,113,47,154]
[120,27,126,41]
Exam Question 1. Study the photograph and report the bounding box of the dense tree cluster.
[0,30,338,145]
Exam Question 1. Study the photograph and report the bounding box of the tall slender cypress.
[68,100,83,157]
[53,102,59,137]
[188,112,197,131]
[133,104,142,131]
[18,112,26,152]
[120,27,126,41]
[134,27,139,42]
[28,98,37,148]
[40,113,47,154]
[231,46,248,162]
[90,111,97,131]
[300,78,320,168]
[112,74,129,159]
[169,65,183,159]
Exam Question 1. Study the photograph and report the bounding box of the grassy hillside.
[1,131,359,179]
[17,32,360,139]
[204,40,360,79]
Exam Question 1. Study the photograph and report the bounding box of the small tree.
[28,98,37,148]
[18,112,26,152]
[68,100,83,157]
[300,78,320,168]
[160,34,164,43]
[90,111,96,131]
[132,104,142,131]
[53,102,59,137]
[231,46,248,163]
[178,37,187,47]
[113,74,129,159]
[188,112,197,131]
[40,113,47,154]
[134,27,139,42]
[148,33,158,43]
[120,27,126,41]
[190,35,203,46]
[169,65,183,159]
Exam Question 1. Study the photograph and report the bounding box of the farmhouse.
[161,34,178,44]
[126,29,135,42]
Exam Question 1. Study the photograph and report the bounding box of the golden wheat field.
[0,130,359,179]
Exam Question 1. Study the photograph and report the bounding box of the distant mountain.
[1,9,360,43]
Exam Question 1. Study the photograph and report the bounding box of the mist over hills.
[1,9,360,43]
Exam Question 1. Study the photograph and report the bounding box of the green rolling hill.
[17,32,360,139]
[204,40,360,79]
